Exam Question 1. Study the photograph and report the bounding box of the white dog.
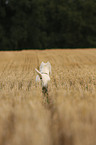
[35,61,51,93]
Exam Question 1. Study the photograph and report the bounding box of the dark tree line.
[0,0,96,50]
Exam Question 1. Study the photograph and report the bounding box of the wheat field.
[0,49,96,145]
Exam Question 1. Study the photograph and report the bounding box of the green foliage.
[0,0,96,50]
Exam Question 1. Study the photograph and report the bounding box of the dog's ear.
[35,68,42,79]
[47,61,50,64]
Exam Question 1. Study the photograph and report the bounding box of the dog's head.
[40,61,51,75]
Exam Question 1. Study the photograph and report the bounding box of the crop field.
[0,49,96,145]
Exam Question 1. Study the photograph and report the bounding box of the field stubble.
[0,49,96,145]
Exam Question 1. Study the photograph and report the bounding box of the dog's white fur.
[35,62,51,89]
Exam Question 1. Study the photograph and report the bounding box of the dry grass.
[0,49,96,145]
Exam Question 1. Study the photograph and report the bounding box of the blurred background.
[0,0,96,50]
